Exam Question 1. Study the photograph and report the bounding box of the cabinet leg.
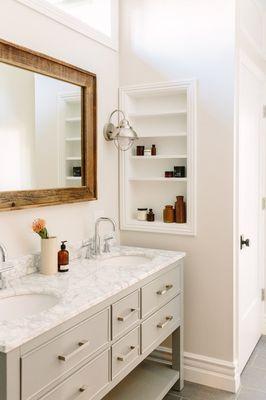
[172,326,184,391]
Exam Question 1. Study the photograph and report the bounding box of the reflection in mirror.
[0,62,82,191]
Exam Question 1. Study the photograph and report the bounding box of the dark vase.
[175,196,186,223]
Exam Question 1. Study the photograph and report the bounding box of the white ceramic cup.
[40,237,58,275]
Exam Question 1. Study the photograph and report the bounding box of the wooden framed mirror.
[0,38,97,211]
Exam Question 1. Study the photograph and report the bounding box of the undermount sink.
[0,293,59,322]
[100,255,152,267]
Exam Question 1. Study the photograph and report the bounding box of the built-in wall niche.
[119,80,197,235]
[58,93,82,187]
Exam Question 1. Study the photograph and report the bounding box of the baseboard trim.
[150,347,240,393]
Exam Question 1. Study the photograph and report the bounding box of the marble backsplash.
[0,240,85,287]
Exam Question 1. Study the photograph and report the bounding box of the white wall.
[120,0,236,363]
[0,0,119,257]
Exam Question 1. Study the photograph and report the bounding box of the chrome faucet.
[0,243,13,290]
[94,217,116,256]
[82,217,116,259]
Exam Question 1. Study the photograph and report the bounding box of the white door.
[238,56,264,372]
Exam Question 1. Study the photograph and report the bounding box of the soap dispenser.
[58,241,69,272]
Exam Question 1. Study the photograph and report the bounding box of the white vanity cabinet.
[0,260,183,400]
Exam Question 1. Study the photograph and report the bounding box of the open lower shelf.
[129,177,187,182]
[131,155,187,160]
[103,361,179,400]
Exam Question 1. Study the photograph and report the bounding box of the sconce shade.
[103,109,138,151]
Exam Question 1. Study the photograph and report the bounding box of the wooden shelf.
[128,110,187,118]
[131,155,187,160]
[103,361,179,400]
[65,117,81,122]
[129,177,187,182]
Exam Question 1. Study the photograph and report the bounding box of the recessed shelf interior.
[128,180,187,222]
[125,89,187,114]
[120,82,195,234]
[132,136,187,156]
[60,93,82,187]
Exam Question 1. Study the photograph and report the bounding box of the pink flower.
[32,219,46,233]
[32,219,49,239]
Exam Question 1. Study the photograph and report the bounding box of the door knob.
[240,235,250,250]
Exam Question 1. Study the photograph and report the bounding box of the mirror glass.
[0,62,83,191]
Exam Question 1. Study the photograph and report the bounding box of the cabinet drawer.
[112,290,140,339]
[141,265,180,318]
[142,296,180,354]
[40,350,109,400]
[112,327,140,379]
[21,308,110,400]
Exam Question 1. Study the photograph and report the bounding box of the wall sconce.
[103,109,138,151]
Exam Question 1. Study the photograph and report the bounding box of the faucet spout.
[0,243,11,290]
[0,242,7,263]
[94,217,116,256]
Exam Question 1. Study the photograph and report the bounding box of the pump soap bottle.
[58,241,69,272]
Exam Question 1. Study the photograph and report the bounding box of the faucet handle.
[0,265,14,290]
[81,238,95,259]
[103,234,115,253]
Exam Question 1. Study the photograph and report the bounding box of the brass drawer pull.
[157,315,174,329]
[156,284,173,296]
[117,308,139,322]
[74,385,88,399]
[79,385,87,393]
[117,345,137,362]
[58,340,90,362]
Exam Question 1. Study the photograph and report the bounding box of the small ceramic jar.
[137,208,148,221]
[165,171,174,178]
[136,146,145,156]
[174,166,186,178]
[144,149,151,156]
[163,205,175,223]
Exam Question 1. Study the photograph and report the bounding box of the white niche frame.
[119,79,197,236]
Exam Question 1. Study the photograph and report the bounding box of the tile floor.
[164,336,266,400]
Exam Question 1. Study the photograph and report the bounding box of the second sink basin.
[99,255,152,267]
[0,293,59,322]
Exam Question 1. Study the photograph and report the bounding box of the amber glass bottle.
[175,196,186,223]
[163,205,175,223]
[58,241,69,272]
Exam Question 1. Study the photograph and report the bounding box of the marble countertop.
[0,246,185,353]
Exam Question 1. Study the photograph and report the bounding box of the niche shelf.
[119,80,197,235]
[58,92,82,187]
